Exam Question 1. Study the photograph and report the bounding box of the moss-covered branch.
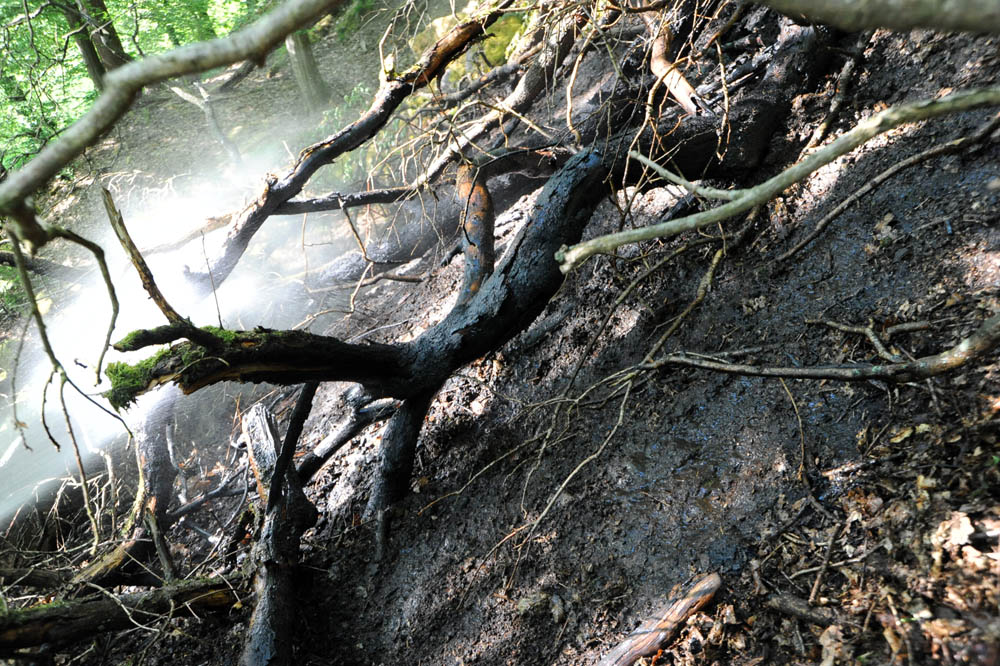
[104,327,413,410]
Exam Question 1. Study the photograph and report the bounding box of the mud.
[2,8,998,666]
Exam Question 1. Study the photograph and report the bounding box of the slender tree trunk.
[285,31,330,112]
[188,0,218,42]
[61,7,107,90]
[77,0,131,70]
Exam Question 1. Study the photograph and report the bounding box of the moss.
[103,348,173,410]
[199,325,239,344]
[114,328,147,351]
[483,14,523,65]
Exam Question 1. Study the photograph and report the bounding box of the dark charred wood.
[275,185,416,215]
[297,390,399,483]
[298,148,567,286]
[110,150,608,405]
[241,404,317,666]
[365,390,436,560]
[268,381,317,512]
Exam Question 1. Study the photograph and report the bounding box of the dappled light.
[0,0,998,664]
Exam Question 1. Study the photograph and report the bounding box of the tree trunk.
[188,0,218,42]
[285,31,330,112]
[77,0,131,71]
[61,7,107,90]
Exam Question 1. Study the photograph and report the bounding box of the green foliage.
[334,0,376,41]
[483,14,523,65]
[0,266,30,315]
[0,0,266,173]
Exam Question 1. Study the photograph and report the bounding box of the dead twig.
[644,312,1000,383]
[807,318,903,363]
[778,110,1000,261]
[598,573,723,666]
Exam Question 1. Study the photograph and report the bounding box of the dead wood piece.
[645,312,1000,383]
[72,392,179,587]
[637,7,702,115]
[454,163,496,308]
[0,577,240,650]
[0,251,87,283]
[362,149,610,547]
[241,404,316,666]
[109,150,608,406]
[599,573,722,666]
[766,593,847,627]
[102,188,220,349]
[296,392,398,483]
[364,390,436,560]
[269,382,317,512]
[216,59,258,91]
[110,151,608,536]
[0,567,69,588]
[288,147,565,287]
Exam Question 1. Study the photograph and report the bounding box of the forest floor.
[3,3,1000,665]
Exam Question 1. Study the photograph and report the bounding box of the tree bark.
[240,404,317,666]
[61,7,107,90]
[285,31,330,112]
[0,578,240,650]
[77,0,132,70]
[758,0,1000,34]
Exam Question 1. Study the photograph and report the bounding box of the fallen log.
[0,577,241,651]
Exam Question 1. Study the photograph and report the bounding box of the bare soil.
[5,8,1000,666]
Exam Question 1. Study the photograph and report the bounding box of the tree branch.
[758,0,1000,34]
[644,313,1000,383]
[558,86,1000,272]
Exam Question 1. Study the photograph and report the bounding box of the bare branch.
[644,313,1000,383]
[557,86,1000,272]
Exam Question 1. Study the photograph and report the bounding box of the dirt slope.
[8,8,999,666]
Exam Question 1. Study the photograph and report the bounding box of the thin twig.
[778,110,1000,261]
